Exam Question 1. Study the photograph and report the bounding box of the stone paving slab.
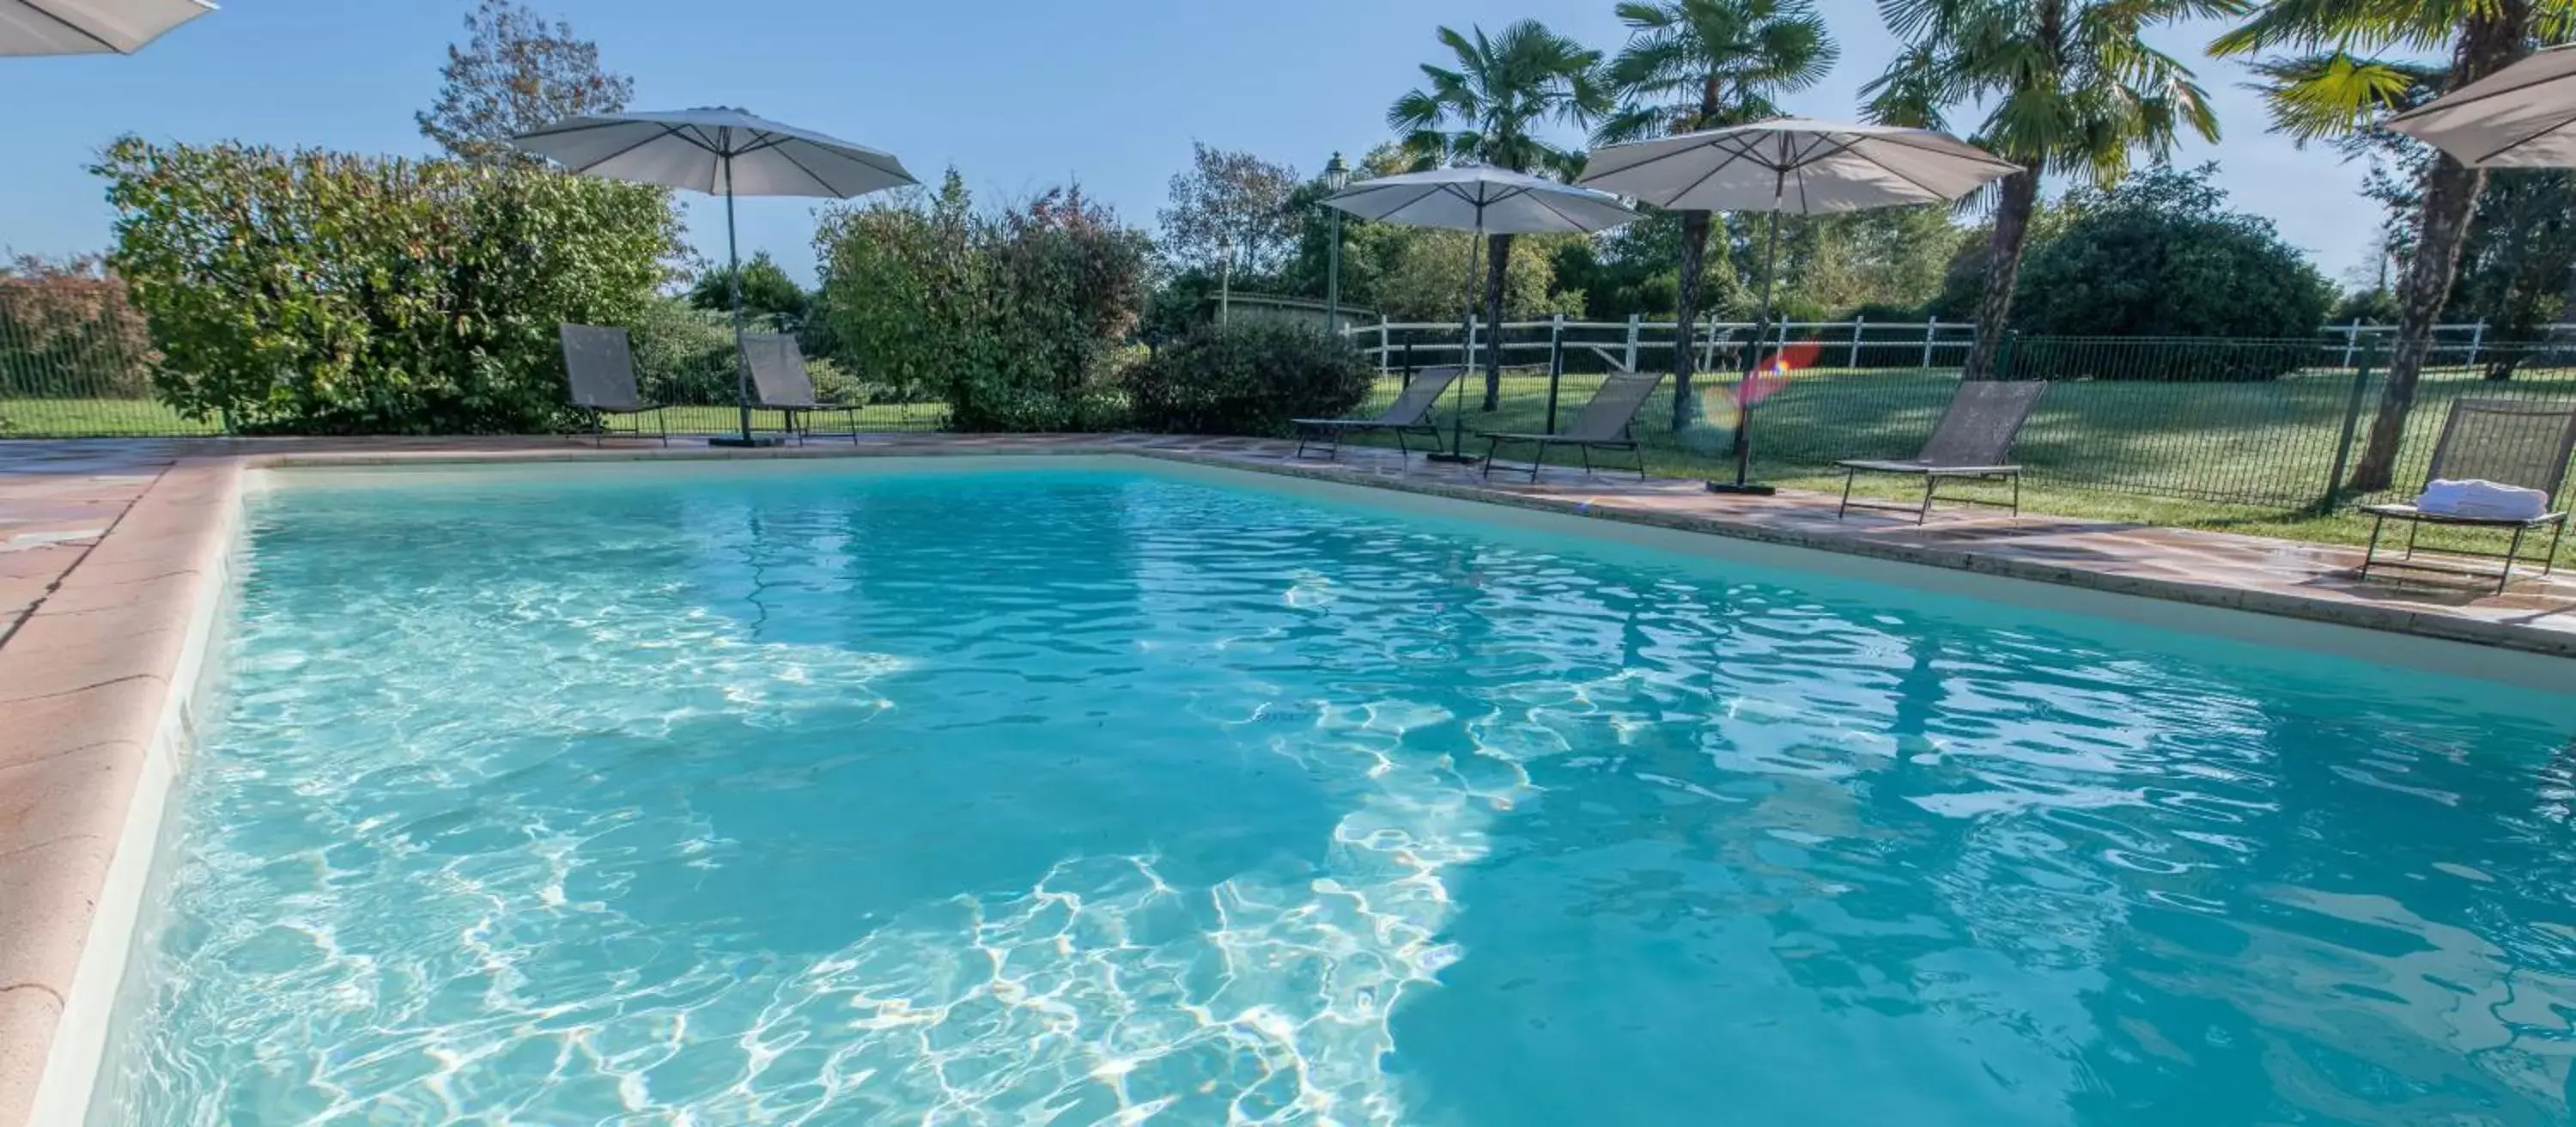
[0,429,2569,1126]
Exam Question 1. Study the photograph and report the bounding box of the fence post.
[1401,339,1416,378]
[1848,316,1867,369]
[1546,314,1566,433]
[1922,318,1938,368]
[2340,318,2360,368]
[2323,335,2379,510]
[2468,320,2487,366]
[1623,314,1641,374]
[1377,315,1391,375]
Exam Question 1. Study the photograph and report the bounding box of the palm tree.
[2214,2,2557,492]
[1864,0,2227,382]
[1597,0,1838,430]
[1389,21,1608,410]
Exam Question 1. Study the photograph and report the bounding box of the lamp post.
[1323,152,1350,334]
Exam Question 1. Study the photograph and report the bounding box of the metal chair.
[1476,371,1667,482]
[559,325,668,446]
[2357,398,2576,594]
[1836,380,2047,523]
[745,333,863,445]
[1291,366,1464,460]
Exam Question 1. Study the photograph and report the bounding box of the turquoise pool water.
[101,460,2576,1125]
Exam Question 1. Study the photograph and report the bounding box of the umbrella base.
[1424,453,1484,465]
[708,435,790,448]
[1704,481,1777,496]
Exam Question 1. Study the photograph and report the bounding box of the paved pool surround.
[0,432,2571,1126]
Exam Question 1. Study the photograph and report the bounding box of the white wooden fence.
[1345,314,2567,375]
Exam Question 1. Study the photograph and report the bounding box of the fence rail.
[1346,316,2572,375]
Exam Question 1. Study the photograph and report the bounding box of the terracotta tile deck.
[0,429,2570,1125]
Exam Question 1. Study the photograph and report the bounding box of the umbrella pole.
[1709,176,1784,496]
[727,160,753,444]
[1426,215,1485,465]
[708,154,777,448]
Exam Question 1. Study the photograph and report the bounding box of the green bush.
[2008,165,2332,378]
[96,137,679,433]
[0,256,155,398]
[814,171,1148,432]
[1123,320,1373,436]
[626,297,736,405]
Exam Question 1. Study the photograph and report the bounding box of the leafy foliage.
[1595,0,1838,144]
[416,0,633,166]
[687,251,811,329]
[2211,0,2557,486]
[1376,230,1580,321]
[2009,166,2335,362]
[814,171,1149,432]
[625,296,738,406]
[1157,143,1303,276]
[96,138,680,434]
[1123,320,1374,436]
[0,254,155,398]
[1866,0,2226,380]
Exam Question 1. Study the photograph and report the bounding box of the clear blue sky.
[0,0,2383,289]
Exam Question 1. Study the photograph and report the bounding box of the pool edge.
[0,460,238,1127]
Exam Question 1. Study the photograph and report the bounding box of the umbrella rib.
[18,0,124,53]
[771,144,847,197]
[1857,132,2023,174]
[1836,139,1965,202]
[1523,188,1595,230]
[1376,182,1455,222]
[513,118,637,142]
[1662,153,1742,210]
[2476,107,2576,163]
[1582,133,1763,186]
[565,125,685,176]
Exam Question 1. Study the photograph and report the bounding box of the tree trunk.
[1482,231,1511,410]
[1670,209,1712,431]
[2348,5,2530,492]
[1962,169,2039,381]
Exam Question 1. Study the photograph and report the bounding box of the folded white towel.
[2416,478,2549,521]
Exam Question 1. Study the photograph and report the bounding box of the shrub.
[2008,165,2333,377]
[0,255,154,398]
[96,137,679,433]
[627,297,737,405]
[1123,320,1373,436]
[814,172,1148,431]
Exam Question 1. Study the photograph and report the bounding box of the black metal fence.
[1357,334,2576,514]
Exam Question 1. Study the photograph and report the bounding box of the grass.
[1354,363,2576,568]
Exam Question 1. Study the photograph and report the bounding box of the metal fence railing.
[1352,334,2576,515]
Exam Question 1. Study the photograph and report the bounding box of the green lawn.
[1354,364,2576,567]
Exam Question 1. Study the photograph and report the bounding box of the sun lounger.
[1475,371,1666,482]
[1836,380,2046,523]
[1291,366,1465,460]
[2357,398,2576,594]
[559,325,668,446]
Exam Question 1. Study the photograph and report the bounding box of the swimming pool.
[95,457,2576,1124]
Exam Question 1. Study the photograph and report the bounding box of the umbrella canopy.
[1323,166,1637,462]
[2390,46,2576,168]
[512,109,915,446]
[510,107,915,198]
[2,0,210,56]
[1322,164,1637,235]
[1581,118,2015,493]
[1577,117,2019,213]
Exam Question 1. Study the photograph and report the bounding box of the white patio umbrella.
[2390,45,2576,168]
[1582,118,2018,493]
[1323,165,1637,462]
[513,107,916,446]
[2,0,210,56]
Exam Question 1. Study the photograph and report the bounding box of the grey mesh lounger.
[1291,366,1464,460]
[2356,398,2576,594]
[1476,371,1666,482]
[1836,380,2046,523]
[558,325,668,447]
[745,333,863,445]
